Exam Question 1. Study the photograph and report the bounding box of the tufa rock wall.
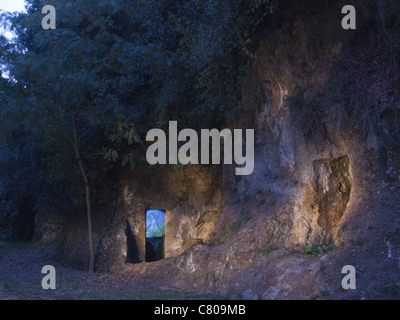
[34,165,224,272]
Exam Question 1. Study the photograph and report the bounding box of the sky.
[0,0,27,40]
[146,209,165,238]
[0,0,27,13]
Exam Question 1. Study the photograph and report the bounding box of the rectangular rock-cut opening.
[145,209,165,262]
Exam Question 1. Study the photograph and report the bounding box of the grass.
[256,247,274,256]
[383,281,400,296]
[230,221,240,232]
[205,271,218,284]
[0,274,223,300]
[239,210,251,223]
[0,241,33,254]
[230,210,251,232]
[232,197,241,205]
[300,243,336,256]
[0,270,224,300]
[310,290,330,300]
[258,199,266,206]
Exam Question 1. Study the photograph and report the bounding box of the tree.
[1,0,275,271]
[1,0,169,272]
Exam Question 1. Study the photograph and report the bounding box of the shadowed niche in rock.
[126,220,140,263]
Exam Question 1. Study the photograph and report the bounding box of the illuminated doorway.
[145,209,165,262]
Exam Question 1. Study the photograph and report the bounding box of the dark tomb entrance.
[145,209,165,262]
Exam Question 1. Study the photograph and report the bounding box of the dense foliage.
[0,0,275,239]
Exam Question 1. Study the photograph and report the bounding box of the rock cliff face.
[34,1,400,299]
[35,165,223,273]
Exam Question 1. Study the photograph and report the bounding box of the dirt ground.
[119,174,400,300]
[1,170,400,300]
[0,241,222,300]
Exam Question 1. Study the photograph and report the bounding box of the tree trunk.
[72,115,95,273]
[85,184,95,273]
[77,158,95,273]
[67,63,95,273]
